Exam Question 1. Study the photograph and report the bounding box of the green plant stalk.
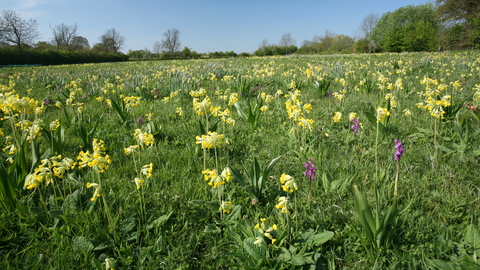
[96,170,114,233]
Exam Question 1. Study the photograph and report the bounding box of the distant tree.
[160,28,181,53]
[370,4,438,52]
[330,34,355,53]
[71,36,89,51]
[181,46,191,58]
[153,41,162,55]
[34,41,55,51]
[51,23,79,51]
[319,30,335,52]
[435,0,480,24]
[0,10,39,49]
[279,33,296,54]
[100,28,125,53]
[358,13,379,39]
[258,39,269,56]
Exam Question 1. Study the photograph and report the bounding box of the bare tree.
[279,33,296,54]
[152,41,162,55]
[160,28,181,53]
[359,13,379,39]
[100,28,125,53]
[0,10,39,49]
[51,23,79,51]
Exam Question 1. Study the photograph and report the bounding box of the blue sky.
[1,0,432,54]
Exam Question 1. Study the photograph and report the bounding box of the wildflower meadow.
[1,51,480,269]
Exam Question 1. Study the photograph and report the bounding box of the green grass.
[1,52,480,269]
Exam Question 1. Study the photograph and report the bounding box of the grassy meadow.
[1,52,480,269]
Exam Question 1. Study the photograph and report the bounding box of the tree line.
[257,0,480,55]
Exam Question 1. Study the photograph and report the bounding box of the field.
[1,52,480,269]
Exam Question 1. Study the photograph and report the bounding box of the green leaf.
[290,254,306,266]
[116,217,137,235]
[73,236,94,257]
[225,205,241,221]
[234,102,247,121]
[427,259,456,270]
[277,247,292,262]
[48,209,64,219]
[244,238,267,262]
[465,224,480,250]
[147,211,173,229]
[311,231,335,246]
[353,185,375,242]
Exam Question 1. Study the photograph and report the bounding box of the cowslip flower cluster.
[195,131,228,149]
[77,139,112,173]
[332,112,342,122]
[285,90,315,131]
[377,107,390,122]
[24,155,75,189]
[253,218,278,245]
[275,196,289,214]
[303,159,317,181]
[219,200,233,214]
[193,96,212,115]
[416,77,452,118]
[86,182,102,201]
[394,139,405,160]
[280,174,298,192]
[202,167,232,188]
[134,129,155,148]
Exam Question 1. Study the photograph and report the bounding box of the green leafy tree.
[435,0,480,23]
[370,4,438,52]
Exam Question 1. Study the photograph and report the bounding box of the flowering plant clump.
[350,118,361,133]
[195,131,228,149]
[202,167,231,188]
[77,139,112,173]
[394,139,405,160]
[253,218,278,245]
[376,107,390,122]
[303,159,317,181]
[275,196,289,214]
[279,174,298,192]
[86,182,102,201]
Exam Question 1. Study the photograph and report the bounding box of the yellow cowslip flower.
[49,120,60,131]
[220,167,232,182]
[349,112,357,121]
[190,88,207,97]
[303,103,313,113]
[275,196,289,213]
[134,129,155,148]
[228,93,239,106]
[123,96,142,108]
[333,112,342,122]
[24,173,40,189]
[297,117,315,131]
[195,131,227,149]
[145,113,154,121]
[377,107,390,122]
[176,107,184,116]
[77,139,112,173]
[219,200,233,213]
[86,182,102,201]
[134,177,145,189]
[202,169,224,188]
[280,174,297,192]
[260,105,268,112]
[254,218,278,245]
[124,145,139,155]
[403,109,412,116]
[193,96,212,115]
[141,163,153,178]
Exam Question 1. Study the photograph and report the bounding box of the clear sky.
[1,0,432,54]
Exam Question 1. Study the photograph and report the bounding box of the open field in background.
[1,52,480,269]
